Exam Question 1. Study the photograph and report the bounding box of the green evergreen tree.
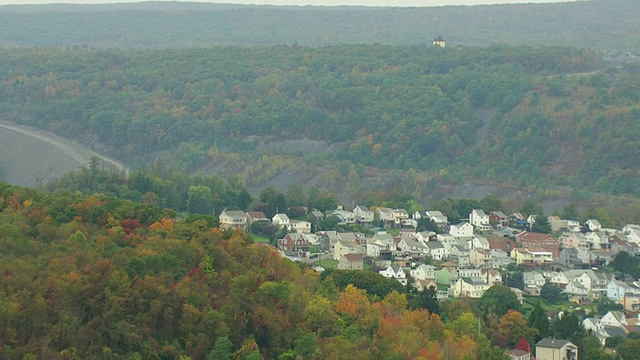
[560,204,580,220]
[408,286,440,315]
[520,199,543,217]
[208,336,233,360]
[528,302,550,341]
[531,214,552,233]
[416,217,440,233]
[552,311,586,344]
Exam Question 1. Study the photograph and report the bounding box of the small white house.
[450,222,474,238]
[410,264,436,280]
[353,205,375,224]
[379,265,408,285]
[586,219,602,232]
[272,213,290,228]
[469,209,491,231]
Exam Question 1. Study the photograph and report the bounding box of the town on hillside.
[220,205,640,353]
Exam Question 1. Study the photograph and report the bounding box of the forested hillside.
[2,44,639,204]
[0,182,496,359]
[0,0,639,52]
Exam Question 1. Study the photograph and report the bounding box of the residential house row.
[220,208,640,305]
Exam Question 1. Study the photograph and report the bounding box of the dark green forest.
[1,44,639,205]
[0,0,639,51]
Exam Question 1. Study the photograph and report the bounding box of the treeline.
[0,182,622,359]
[46,161,640,234]
[0,0,638,51]
[45,159,253,215]
[45,162,329,217]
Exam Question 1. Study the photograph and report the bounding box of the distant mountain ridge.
[0,0,638,51]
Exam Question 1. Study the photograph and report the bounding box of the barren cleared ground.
[0,121,130,187]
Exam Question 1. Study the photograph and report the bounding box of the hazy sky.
[0,0,580,7]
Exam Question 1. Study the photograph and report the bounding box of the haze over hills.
[0,0,582,5]
[0,0,638,51]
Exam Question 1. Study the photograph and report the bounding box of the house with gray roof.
[219,209,248,230]
[353,205,374,224]
[470,209,491,232]
[535,338,577,360]
[379,265,408,285]
[583,311,629,345]
[453,277,490,298]
[426,210,449,230]
[490,249,512,268]
[397,237,429,257]
[523,271,545,295]
[426,241,448,260]
[559,247,590,268]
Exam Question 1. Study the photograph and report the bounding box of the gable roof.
[511,212,526,220]
[567,279,587,291]
[504,349,529,356]
[426,242,445,250]
[523,271,545,281]
[311,209,324,217]
[418,231,437,238]
[338,232,361,241]
[461,277,488,286]
[474,236,490,245]
[377,207,393,214]
[222,210,247,219]
[517,231,558,243]
[608,310,626,323]
[372,232,395,242]
[247,211,268,220]
[536,338,573,349]
[491,211,508,218]
[587,219,602,226]
[343,254,363,262]
[426,210,446,218]
[603,326,627,338]
[473,209,488,217]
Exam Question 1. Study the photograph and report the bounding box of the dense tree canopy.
[478,285,522,319]
[5,44,638,207]
[1,181,525,359]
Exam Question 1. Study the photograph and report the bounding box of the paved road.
[0,121,131,176]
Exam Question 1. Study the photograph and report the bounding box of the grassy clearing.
[252,234,270,243]
[314,259,339,269]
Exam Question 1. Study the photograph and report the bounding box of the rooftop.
[536,337,574,349]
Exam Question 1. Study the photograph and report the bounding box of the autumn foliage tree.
[0,182,546,359]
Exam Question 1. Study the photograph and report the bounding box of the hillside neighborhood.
[220,205,640,355]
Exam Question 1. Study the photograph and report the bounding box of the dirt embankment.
[0,121,130,187]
